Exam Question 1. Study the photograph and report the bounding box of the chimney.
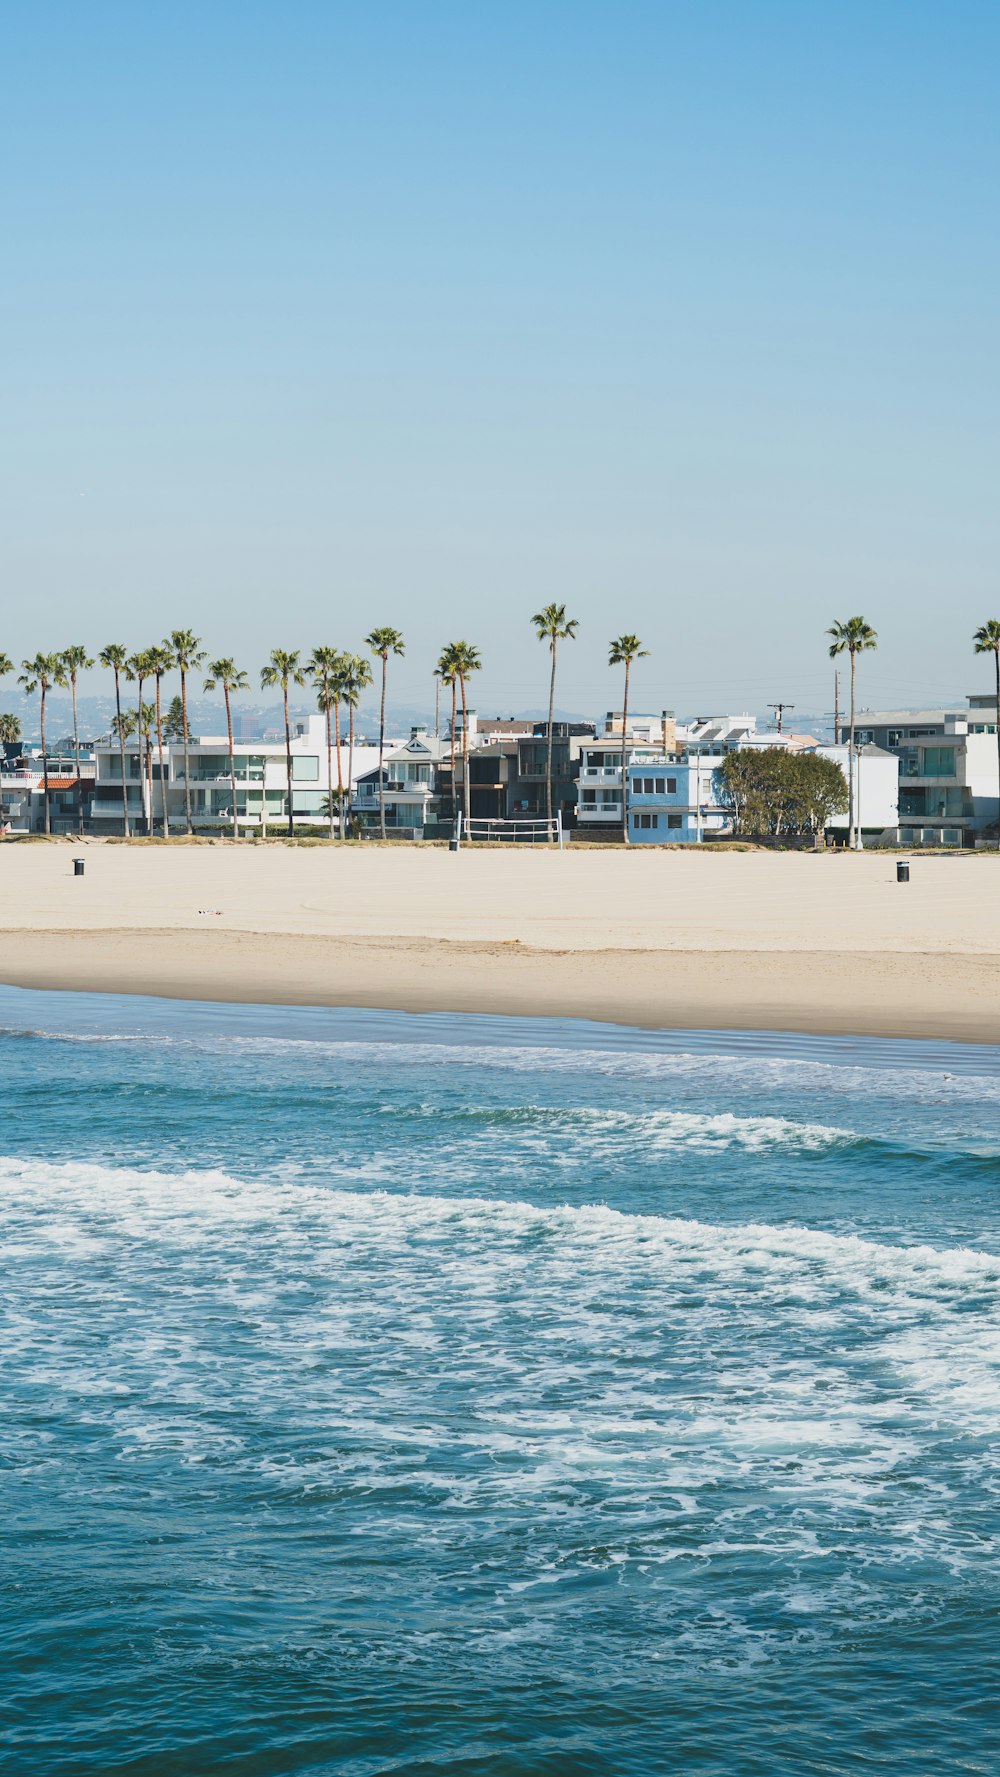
[661,709,676,755]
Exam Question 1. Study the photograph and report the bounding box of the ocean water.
[2,988,999,1775]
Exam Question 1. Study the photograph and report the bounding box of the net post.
[556,812,564,850]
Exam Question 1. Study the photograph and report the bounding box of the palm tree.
[203,660,248,839]
[608,635,650,845]
[0,655,12,680]
[308,646,344,840]
[59,645,95,836]
[329,653,355,839]
[260,650,306,838]
[18,653,63,834]
[146,644,174,837]
[532,604,579,831]
[99,644,131,837]
[449,641,482,829]
[339,654,373,837]
[135,701,156,826]
[127,649,158,835]
[827,617,878,848]
[437,649,460,822]
[0,711,19,832]
[973,619,1000,850]
[167,630,205,835]
[365,628,405,839]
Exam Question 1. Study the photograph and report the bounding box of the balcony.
[577,803,622,821]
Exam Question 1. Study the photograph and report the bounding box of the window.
[886,730,903,747]
[582,789,596,805]
[855,730,874,745]
[632,812,659,830]
[667,813,682,829]
[292,756,320,781]
[921,747,956,778]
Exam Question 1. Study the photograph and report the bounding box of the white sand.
[0,841,996,1041]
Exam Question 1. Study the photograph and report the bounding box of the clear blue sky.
[2,0,998,720]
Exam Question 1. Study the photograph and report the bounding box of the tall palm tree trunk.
[348,706,356,838]
[180,668,193,835]
[224,687,239,840]
[324,675,335,839]
[155,679,169,837]
[71,675,83,836]
[449,681,457,824]
[848,651,857,848]
[145,726,153,832]
[993,647,1000,852]
[136,673,150,836]
[40,687,50,835]
[545,641,556,828]
[113,668,130,837]
[620,664,631,845]
[459,671,470,830]
[378,657,387,840]
[334,696,345,839]
[283,687,294,838]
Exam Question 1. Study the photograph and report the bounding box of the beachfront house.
[623,733,895,845]
[351,728,450,836]
[90,714,383,835]
[838,696,1000,846]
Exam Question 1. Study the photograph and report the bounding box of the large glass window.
[921,747,956,777]
[292,756,320,781]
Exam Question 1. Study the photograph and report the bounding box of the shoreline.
[1,927,998,1044]
[0,846,996,1045]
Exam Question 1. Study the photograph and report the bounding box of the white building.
[841,696,999,845]
[818,744,899,842]
[90,714,384,835]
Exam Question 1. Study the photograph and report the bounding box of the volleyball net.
[455,813,564,847]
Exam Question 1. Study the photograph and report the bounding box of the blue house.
[626,752,731,843]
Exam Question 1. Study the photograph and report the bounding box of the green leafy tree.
[59,645,94,835]
[164,695,186,741]
[827,617,878,848]
[0,654,12,679]
[100,644,132,836]
[532,605,579,830]
[309,646,346,839]
[203,660,248,839]
[608,635,649,844]
[973,620,1000,850]
[715,751,848,838]
[365,628,405,839]
[18,653,64,834]
[167,630,206,835]
[260,650,307,838]
[0,712,21,747]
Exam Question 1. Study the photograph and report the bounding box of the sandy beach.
[0,840,995,1042]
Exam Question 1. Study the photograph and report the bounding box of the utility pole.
[768,701,794,734]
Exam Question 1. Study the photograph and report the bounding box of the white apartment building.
[841,695,999,845]
[90,714,383,834]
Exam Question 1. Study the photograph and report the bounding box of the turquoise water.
[2,988,999,1775]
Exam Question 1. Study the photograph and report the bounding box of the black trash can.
[74,857,85,877]
[896,860,909,883]
[448,838,460,853]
